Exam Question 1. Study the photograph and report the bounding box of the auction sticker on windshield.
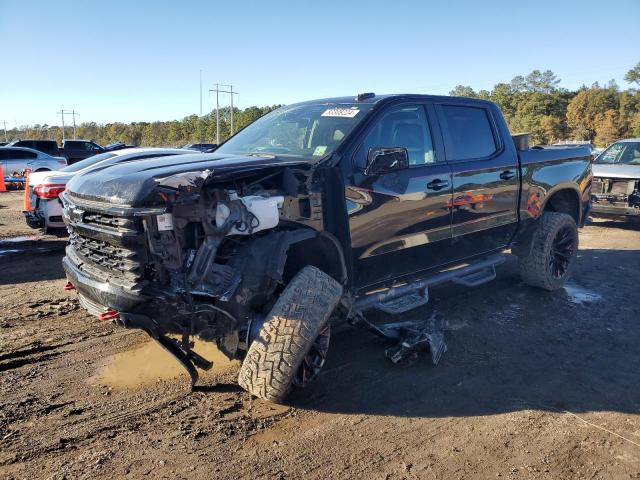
[321,108,360,118]
[313,146,328,156]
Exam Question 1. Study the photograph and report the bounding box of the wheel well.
[283,235,346,285]
[34,168,50,172]
[544,189,580,224]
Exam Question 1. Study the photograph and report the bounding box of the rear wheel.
[518,212,578,290]
[238,266,342,403]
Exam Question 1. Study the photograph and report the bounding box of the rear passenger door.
[435,103,519,257]
[346,102,453,288]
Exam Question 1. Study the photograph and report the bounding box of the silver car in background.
[591,138,640,220]
[0,146,67,176]
[25,148,191,231]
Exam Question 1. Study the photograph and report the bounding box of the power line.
[209,84,239,144]
[57,109,80,140]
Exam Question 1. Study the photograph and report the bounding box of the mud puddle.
[0,234,63,256]
[564,282,602,304]
[0,246,57,257]
[0,235,40,243]
[91,339,240,390]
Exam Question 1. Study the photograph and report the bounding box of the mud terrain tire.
[238,266,343,403]
[518,212,578,291]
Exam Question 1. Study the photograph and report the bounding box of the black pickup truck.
[8,139,134,163]
[61,94,592,402]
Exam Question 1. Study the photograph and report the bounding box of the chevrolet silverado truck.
[61,94,592,403]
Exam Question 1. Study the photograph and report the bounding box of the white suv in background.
[25,148,191,232]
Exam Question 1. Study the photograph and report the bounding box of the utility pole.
[209,83,220,144]
[209,84,239,142]
[71,110,79,139]
[57,110,66,141]
[57,109,80,140]
[229,85,235,135]
[0,120,7,142]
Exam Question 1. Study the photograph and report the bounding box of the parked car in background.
[0,146,66,175]
[591,138,640,220]
[61,139,136,163]
[6,139,136,164]
[182,143,218,152]
[7,139,60,157]
[61,140,107,163]
[104,141,136,151]
[25,148,188,231]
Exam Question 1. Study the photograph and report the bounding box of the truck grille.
[68,231,144,286]
[83,212,139,230]
[63,197,150,292]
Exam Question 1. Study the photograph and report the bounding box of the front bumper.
[61,191,171,322]
[591,203,640,218]
[62,247,145,317]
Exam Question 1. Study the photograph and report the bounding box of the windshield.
[215,103,373,160]
[60,152,117,172]
[596,141,640,165]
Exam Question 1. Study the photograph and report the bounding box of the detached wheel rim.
[549,225,575,278]
[293,324,330,389]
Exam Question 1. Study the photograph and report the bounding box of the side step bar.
[355,254,507,314]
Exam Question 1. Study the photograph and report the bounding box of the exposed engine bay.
[132,167,326,352]
[61,163,351,386]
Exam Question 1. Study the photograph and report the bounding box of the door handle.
[427,179,450,191]
[499,170,516,180]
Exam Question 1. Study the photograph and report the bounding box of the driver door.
[345,103,454,289]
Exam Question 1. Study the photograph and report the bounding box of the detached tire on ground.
[518,212,579,291]
[238,266,343,403]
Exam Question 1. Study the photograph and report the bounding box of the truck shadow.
[589,219,640,231]
[0,240,67,285]
[293,249,640,418]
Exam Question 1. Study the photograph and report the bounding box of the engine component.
[216,193,284,235]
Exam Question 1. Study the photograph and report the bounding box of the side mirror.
[365,147,409,175]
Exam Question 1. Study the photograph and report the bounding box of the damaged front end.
[61,162,331,386]
[591,176,640,218]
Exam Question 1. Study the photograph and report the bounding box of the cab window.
[358,105,435,169]
[439,105,497,161]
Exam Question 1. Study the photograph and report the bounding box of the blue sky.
[1,0,638,127]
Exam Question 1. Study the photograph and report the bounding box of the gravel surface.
[1,190,639,479]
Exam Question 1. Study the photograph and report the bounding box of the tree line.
[5,62,640,147]
[5,105,280,148]
[450,62,640,146]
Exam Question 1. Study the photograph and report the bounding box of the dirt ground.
[1,190,639,479]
